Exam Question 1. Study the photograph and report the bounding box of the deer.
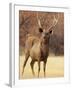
[22,13,58,77]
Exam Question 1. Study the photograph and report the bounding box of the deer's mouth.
[42,38,47,43]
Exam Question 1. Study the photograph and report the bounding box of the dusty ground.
[19,55,64,79]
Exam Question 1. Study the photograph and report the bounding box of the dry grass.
[19,55,64,79]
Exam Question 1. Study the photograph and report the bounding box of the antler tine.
[48,13,59,31]
[37,12,42,28]
[53,14,59,26]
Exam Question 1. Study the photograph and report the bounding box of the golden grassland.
[19,55,64,79]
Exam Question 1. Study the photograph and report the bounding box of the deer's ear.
[49,30,53,34]
[39,28,43,33]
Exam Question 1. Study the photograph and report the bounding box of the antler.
[48,13,59,31]
[37,12,42,28]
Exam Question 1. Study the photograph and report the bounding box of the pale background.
[0,0,72,89]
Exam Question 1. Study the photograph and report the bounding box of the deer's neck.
[40,39,49,60]
[41,38,50,47]
[40,39,50,53]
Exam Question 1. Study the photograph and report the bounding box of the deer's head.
[37,13,58,43]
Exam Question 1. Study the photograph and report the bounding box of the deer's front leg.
[38,61,40,77]
[43,61,47,77]
[30,60,35,76]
